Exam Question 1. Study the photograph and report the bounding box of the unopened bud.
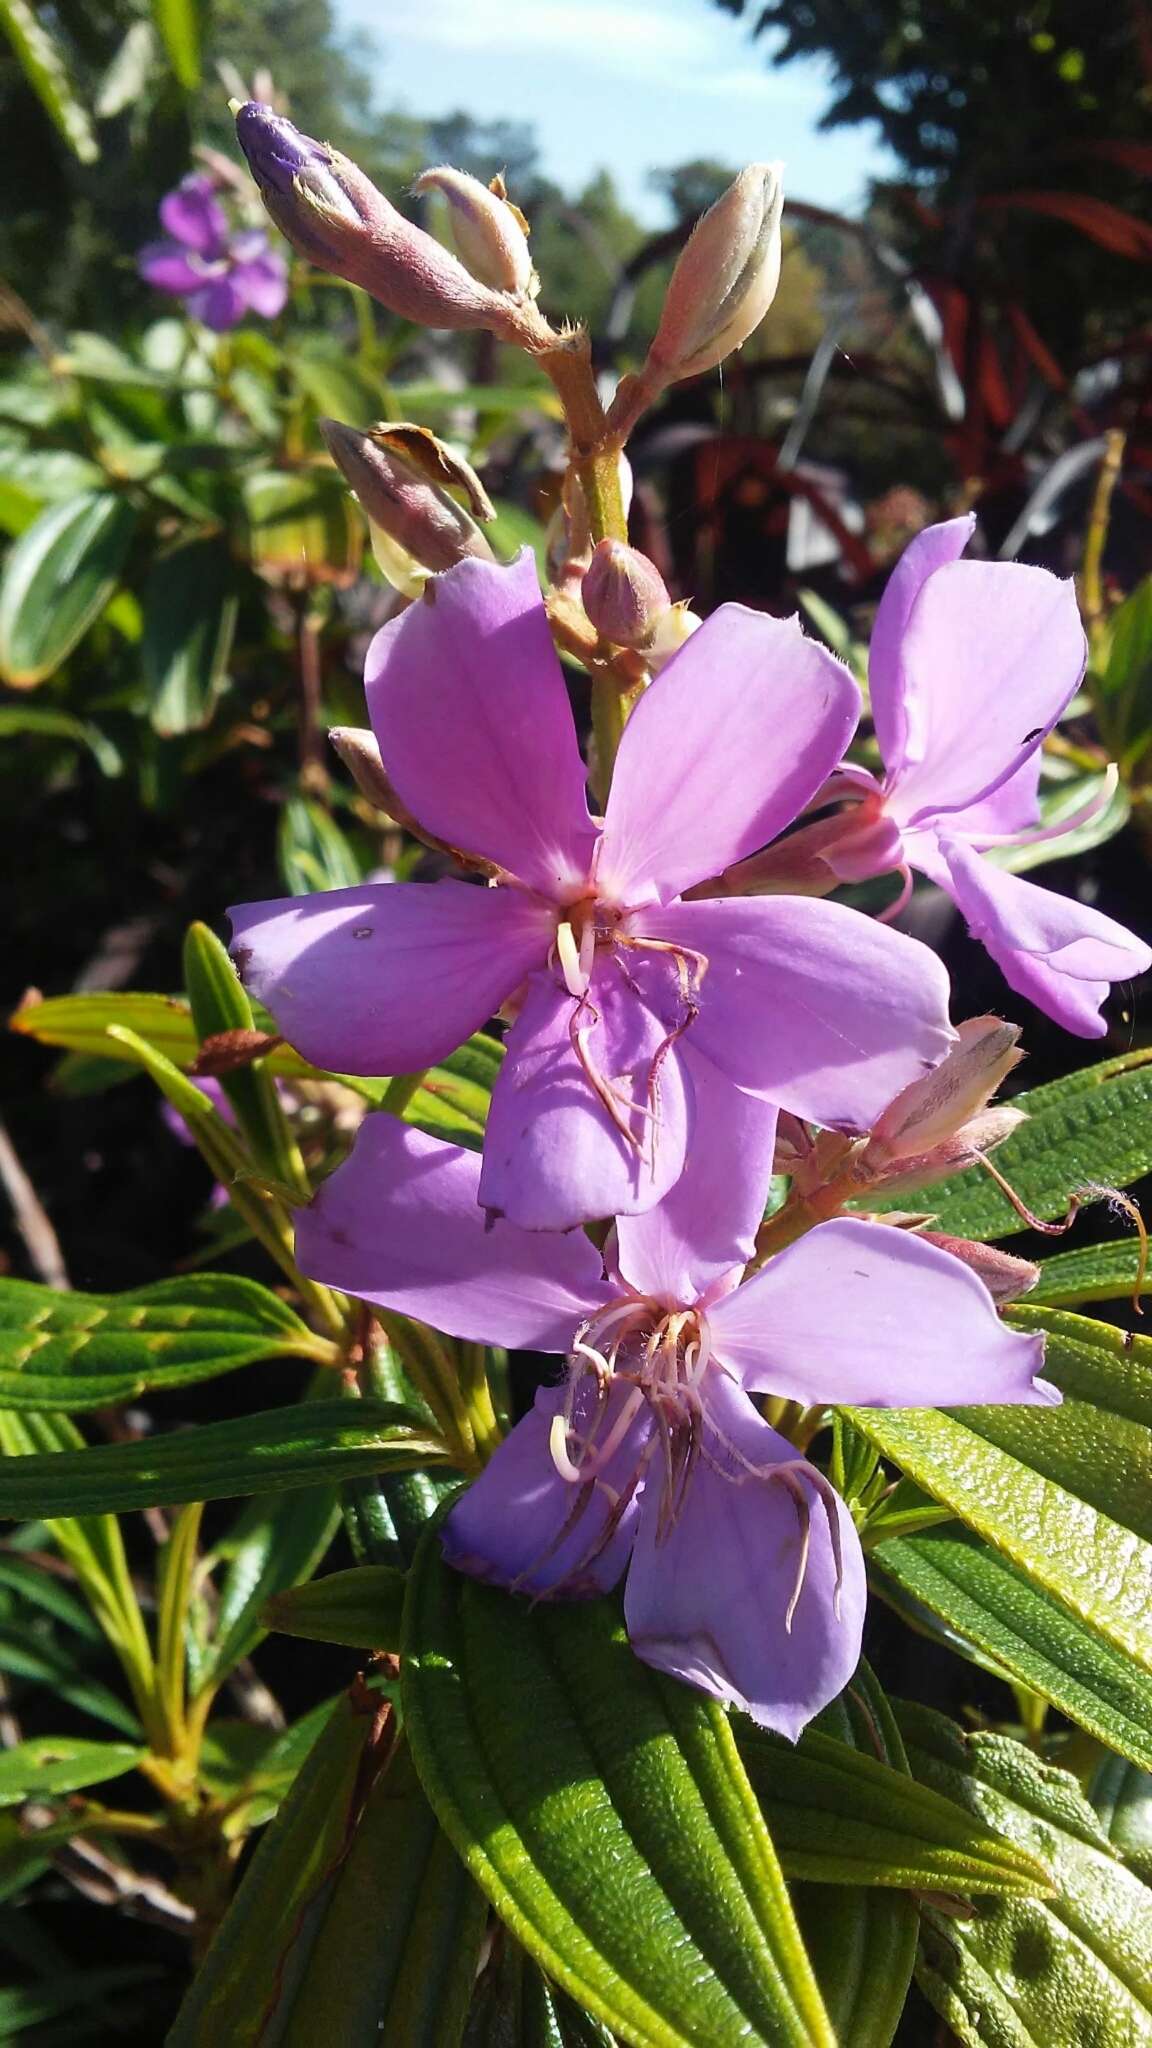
[582,539,672,648]
[649,163,783,384]
[866,1018,1024,1170]
[413,166,537,298]
[320,420,496,586]
[919,1234,1040,1305]
[329,726,418,826]
[234,103,550,341]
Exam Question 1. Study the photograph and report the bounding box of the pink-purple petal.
[159,175,229,257]
[137,242,204,296]
[885,559,1087,827]
[186,276,247,331]
[708,1217,1054,1407]
[229,879,551,1076]
[295,1121,608,1348]
[938,836,1152,1038]
[643,895,955,1130]
[364,551,598,896]
[598,608,860,904]
[232,243,289,317]
[615,1060,777,1304]
[624,1371,865,1739]
[478,958,693,1229]
[869,515,974,780]
[442,1380,650,1597]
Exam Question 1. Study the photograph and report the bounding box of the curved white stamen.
[549,1413,586,1484]
[572,1338,613,1379]
[583,1385,647,1472]
[556,919,589,999]
[578,915,597,987]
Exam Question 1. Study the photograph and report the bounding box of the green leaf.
[265,1564,406,1649]
[738,1717,1048,1895]
[873,1525,1152,1775]
[0,1626,140,1737]
[0,1273,329,1411]
[149,0,200,87]
[465,1938,620,2046]
[0,1401,447,1519]
[402,1528,834,2048]
[845,1403,1152,1674]
[278,796,364,893]
[1098,572,1152,766]
[0,493,137,685]
[787,1669,917,2048]
[0,0,98,162]
[243,468,361,585]
[197,1484,340,1689]
[0,705,121,774]
[1029,1238,1151,1306]
[0,1735,143,1807]
[183,919,308,1199]
[143,539,238,735]
[901,1706,1152,2047]
[404,1033,504,1149]
[1090,1756,1152,1886]
[869,1048,1152,1240]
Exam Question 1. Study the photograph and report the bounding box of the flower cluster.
[138,172,288,332]
[226,109,1150,1740]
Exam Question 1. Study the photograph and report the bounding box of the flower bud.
[918,1234,1040,1305]
[582,539,672,648]
[233,103,550,340]
[320,419,497,586]
[329,726,416,823]
[865,1018,1024,1171]
[412,166,537,298]
[647,163,783,384]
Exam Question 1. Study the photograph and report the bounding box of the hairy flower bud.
[329,725,416,823]
[649,163,783,384]
[865,1018,1024,1171]
[320,419,497,587]
[233,103,551,341]
[582,539,672,648]
[413,166,537,297]
[918,1234,1040,1305]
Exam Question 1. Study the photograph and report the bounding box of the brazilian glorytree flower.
[737,516,1151,1035]
[295,1105,1053,1737]
[230,551,955,1229]
[138,172,288,331]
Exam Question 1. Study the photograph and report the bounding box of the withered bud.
[648,163,783,385]
[320,419,496,584]
[865,1018,1025,1171]
[329,726,418,826]
[234,103,551,341]
[413,166,537,298]
[918,1234,1041,1305]
[582,539,672,648]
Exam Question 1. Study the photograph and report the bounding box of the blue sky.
[336,0,893,223]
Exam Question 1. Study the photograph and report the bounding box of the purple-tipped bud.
[919,1234,1041,1305]
[649,163,783,384]
[320,419,497,584]
[582,538,672,648]
[413,166,537,297]
[232,103,552,341]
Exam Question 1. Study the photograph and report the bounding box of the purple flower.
[138,173,288,332]
[294,1096,1052,1737]
[820,518,1151,1036]
[230,551,955,1229]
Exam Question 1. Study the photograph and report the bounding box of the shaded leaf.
[143,539,238,735]
[0,0,98,162]
[0,1735,143,1807]
[265,1564,406,1649]
[0,492,137,686]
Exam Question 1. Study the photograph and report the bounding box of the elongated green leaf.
[870,1048,1152,1240]
[281,1740,486,2048]
[0,1625,140,1736]
[0,1735,143,1807]
[265,1564,406,1648]
[1007,1304,1152,1427]
[150,0,200,87]
[0,493,136,685]
[465,1937,619,2046]
[788,1670,917,2048]
[0,0,98,162]
[873,1526,1152,1775]
[901,1706,1152,2047]
[278,796,364,894]
[738,1719,1047,1895]
[1029,1238,1150,1306]
[197,1484,340,1689]
[183,920,306,1198]
[1098,572,1152,764]
[402,1530,833,2048]
[0,1402,447,1519]
[0,705,121,774]
[0,1273,329,1411]
[846,1404,1152,1674]
[144,539,238,734]
[1091,1757,1152,1886]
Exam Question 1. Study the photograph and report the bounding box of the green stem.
[382,1071,428,1117]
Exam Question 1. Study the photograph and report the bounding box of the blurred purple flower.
[295,1106,1052,1738]
[230,551,955,1231]
[138,172,288,331]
